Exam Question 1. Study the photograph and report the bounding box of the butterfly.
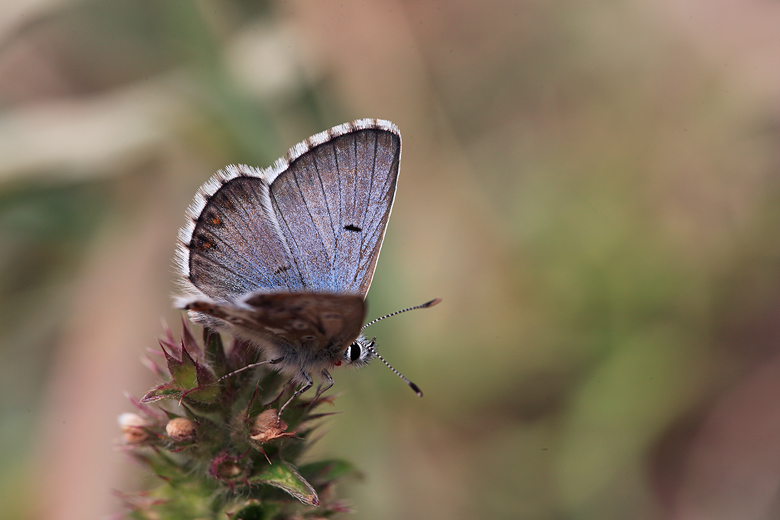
[174,119,436,414]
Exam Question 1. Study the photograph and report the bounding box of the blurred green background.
[3,1,780,519]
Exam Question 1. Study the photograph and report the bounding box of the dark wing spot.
[274,265,291,275]
[344,224,362,232]
[191,233,216,252]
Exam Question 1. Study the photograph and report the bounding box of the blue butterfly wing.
[182,170,305,302]
[269,121,401,297]
[178,119,399,303]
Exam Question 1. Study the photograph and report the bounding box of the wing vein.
[292,163,331,288]
[351,132,380,288]
[269,188,307,290]
[311,150,337,271]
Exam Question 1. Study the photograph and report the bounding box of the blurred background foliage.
[2,0,780,519]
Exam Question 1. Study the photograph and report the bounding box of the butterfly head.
[341,335,376,368]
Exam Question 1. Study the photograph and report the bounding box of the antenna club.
[423,298,442,308]
[409,382,423,397]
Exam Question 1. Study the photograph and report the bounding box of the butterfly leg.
[277,371,313,423]
[216,359,272,383]
[312,370,334,403]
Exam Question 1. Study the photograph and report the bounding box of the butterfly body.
[175,119,400,393]
[184,292,370,385]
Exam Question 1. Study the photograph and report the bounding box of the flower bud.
[215,460,243,480]
[166,417,196,442]
[118,413,149,444]
[209,452,245,482]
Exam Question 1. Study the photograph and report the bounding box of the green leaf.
[183,384,221,403]
[251,461,319,506]
[203,329,228,375]
[140,384,183,404]
[168,352,198,389]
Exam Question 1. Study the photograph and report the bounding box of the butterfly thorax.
[267,334,372,384]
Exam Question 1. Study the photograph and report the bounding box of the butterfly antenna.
[361,298,441,398]
[366,339,424,397]
[361,297,441,330]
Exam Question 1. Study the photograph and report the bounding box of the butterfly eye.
[342,343,361,363]
[345,343,362,363]
[351,343,363,362]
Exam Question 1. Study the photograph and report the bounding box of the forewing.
[269,121,401,297]
[182,167,304,301]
